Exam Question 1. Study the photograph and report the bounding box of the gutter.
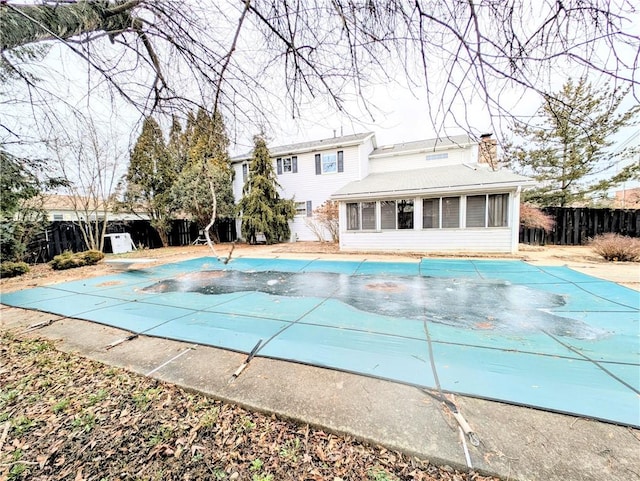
[230,133,375,163]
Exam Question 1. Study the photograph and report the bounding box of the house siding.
[339,228,514,253]
[337,189,520,253]
[232,140,372,242]
[369,145,477,173]
[279,144,363,241]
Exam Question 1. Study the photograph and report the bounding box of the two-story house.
[231,132,532,253]
[231,132,376,241]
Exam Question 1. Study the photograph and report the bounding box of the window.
[276,156,297,175]
[242,163,248,182]
[315,150,343,175]
[466,195,486,227]
[347,203,360,230]
[397,200,414,229]
[462,194,509,228]
[488,194,509,227]
[422,198,440,228]
[322,153,337,173]
[346,202,376,230]
[53,214,64,221]
[361,202,376,229]
[380,201,396,229]
[442,197,460,228]
[295,201,313,217]
[426,152,448,161]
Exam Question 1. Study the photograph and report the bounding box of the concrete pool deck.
[1,244,639,481]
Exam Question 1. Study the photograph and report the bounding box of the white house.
[231,132,376,241]
[231,132,532,253]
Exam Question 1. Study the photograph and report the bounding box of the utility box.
[104,233,135,254]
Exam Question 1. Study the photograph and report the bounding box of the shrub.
[304,200,339,242]
[82,250,105,265]
[0,261,30,278]
[590,233,640,262]
[520,204,555,231]
[50,250,104,270]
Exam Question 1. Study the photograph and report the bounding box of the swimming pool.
[2,257,638,427]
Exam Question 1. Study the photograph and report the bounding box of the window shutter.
[306,200,313,217]
[276,158,282,175]
[315,154,321,175]
[292,156,298,173]
[337,150,344,172]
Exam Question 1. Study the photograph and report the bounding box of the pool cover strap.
[2,257,638,427]
[231,339,263,380]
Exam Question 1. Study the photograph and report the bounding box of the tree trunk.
[1,1,139,51]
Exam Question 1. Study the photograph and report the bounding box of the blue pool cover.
[2,257,638,427]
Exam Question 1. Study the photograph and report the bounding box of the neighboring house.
[37,194,149,222]
[613,187,640,209]
[231,132,532,253]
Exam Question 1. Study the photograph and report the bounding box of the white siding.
[233,142,374,242]
[369,146,476,173]
[339,228,514,253]
[358,135,375,178]
[279,144,363,241]
[337,188,520,253]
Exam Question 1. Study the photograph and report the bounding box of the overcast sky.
[2,1,637,191]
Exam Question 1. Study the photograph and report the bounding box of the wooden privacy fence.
[23,218,237,263]
[520,207,640,246]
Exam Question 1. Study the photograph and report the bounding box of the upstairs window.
[277,156,298,175]
[315,150,344,175]
[426,152,448,161]
[322,153,337,173]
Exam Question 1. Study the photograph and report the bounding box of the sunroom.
[332,164,532,254]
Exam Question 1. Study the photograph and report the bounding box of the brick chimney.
[478,133,498,170]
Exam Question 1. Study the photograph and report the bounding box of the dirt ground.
[2,242,638,292]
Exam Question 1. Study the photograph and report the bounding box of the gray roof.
[370,134,472,157]
[332,163,533,199]
[231,132,375,162]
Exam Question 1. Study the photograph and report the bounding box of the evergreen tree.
[171,109,235,239]
[0,148,46,261]
[506,78,639,207]
[237,134,295,244]
[167,115,188,175]
[123,116,174,246]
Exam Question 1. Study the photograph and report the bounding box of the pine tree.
[171,109,235,240]
[124,116,174,246]
[237,134,295,244]
[506,78,639,207]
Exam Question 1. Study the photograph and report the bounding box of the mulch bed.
[0,333,498,481]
